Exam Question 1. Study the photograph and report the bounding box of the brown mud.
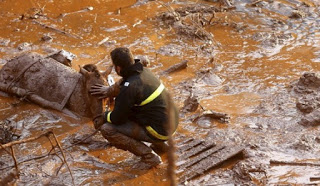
[0,0,320,185]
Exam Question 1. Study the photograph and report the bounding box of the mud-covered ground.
[0,0,320,185]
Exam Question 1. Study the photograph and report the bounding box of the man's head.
[110,47,134,76]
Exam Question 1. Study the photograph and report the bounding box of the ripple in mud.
[157,44,183,56]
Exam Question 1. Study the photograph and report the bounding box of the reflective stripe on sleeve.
[107,111,112,123]
[146,126,169,140]
[139,83,165,106]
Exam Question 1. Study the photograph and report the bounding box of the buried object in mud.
[193,109,230,123]
[175,137,245,183]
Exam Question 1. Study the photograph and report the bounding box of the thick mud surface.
[0,0,320,185]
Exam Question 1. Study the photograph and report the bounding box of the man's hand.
[89,84,111,99]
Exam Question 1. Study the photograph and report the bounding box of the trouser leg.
[111,120,169,155]
[100,123,161,169]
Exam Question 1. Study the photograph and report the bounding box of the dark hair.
[110,47,134,69]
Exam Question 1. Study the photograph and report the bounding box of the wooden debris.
[182,94,199,112]
[133,20,142,27]
[270,160,320,167]
[97,37,110,46]
[175,137,245,183]
[33,20,82,39]
[310,177,320,181]
[160,60,188,75]
[177,138,204,154]
[178,140,216,161]
[250,0,263,7]
[0,130,75,186]
[58,7,94,19]
[193,110,230,123]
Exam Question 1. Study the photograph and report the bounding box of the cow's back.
[0,53,81,111]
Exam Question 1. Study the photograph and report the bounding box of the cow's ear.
[79,66,89,77]
[101,65,113,79]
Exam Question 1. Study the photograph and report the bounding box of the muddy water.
[0,0,320,185]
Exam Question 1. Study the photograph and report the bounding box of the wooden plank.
[177,144,225,171]
[176,139,204,154]
[179,145,245,183]
[176,138,194,146]
[178,140,216,161]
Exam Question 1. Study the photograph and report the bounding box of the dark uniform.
[98,60,179,169]
[104,60,178,141]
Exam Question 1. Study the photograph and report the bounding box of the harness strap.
[138,83,165,106]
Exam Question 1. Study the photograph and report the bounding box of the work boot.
[150,142,169,155]
[100,124,161,169]
[133,151,161,170]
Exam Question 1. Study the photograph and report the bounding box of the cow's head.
[79,64,108,118]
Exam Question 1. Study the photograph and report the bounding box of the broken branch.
[310,177,320,181]
[10,146,19,176]
[0,131,51,149]
[33,20,82,39]
[97,37,109,46]
[51,132,75,186]
[58,7,94,19]
[270,160,320,166]
[0,131,75,186]
[160,60,188,75]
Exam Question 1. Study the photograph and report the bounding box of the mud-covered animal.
[0,52,108,118]
[292,72,320,126]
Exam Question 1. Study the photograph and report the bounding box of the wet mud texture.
[0,0,320,185]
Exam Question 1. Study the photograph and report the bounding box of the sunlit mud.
[1,0,320,185]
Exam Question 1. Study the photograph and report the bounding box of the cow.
[0,52,110,118]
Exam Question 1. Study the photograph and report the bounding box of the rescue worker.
[90,47,179,169]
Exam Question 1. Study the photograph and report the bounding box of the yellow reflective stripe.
[107,111,112,123]
[146,126,169,140]
[139,83,165,106]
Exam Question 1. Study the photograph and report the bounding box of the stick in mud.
[97,37,110,46]
[310,177,320,181]
[33,20,83,39]
[0,130,75,186]
[270,160,320,167]
[160,60,188,75]
[58,7,94,19]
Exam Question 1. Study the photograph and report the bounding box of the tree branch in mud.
[156,1,180,22]
[250,0,263,7]
[270,160,320,167]
[57,7,93,19]
[160,60,188,75]
[32,20,82,39]
[0,131,75,186]
[310,177,320,182]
